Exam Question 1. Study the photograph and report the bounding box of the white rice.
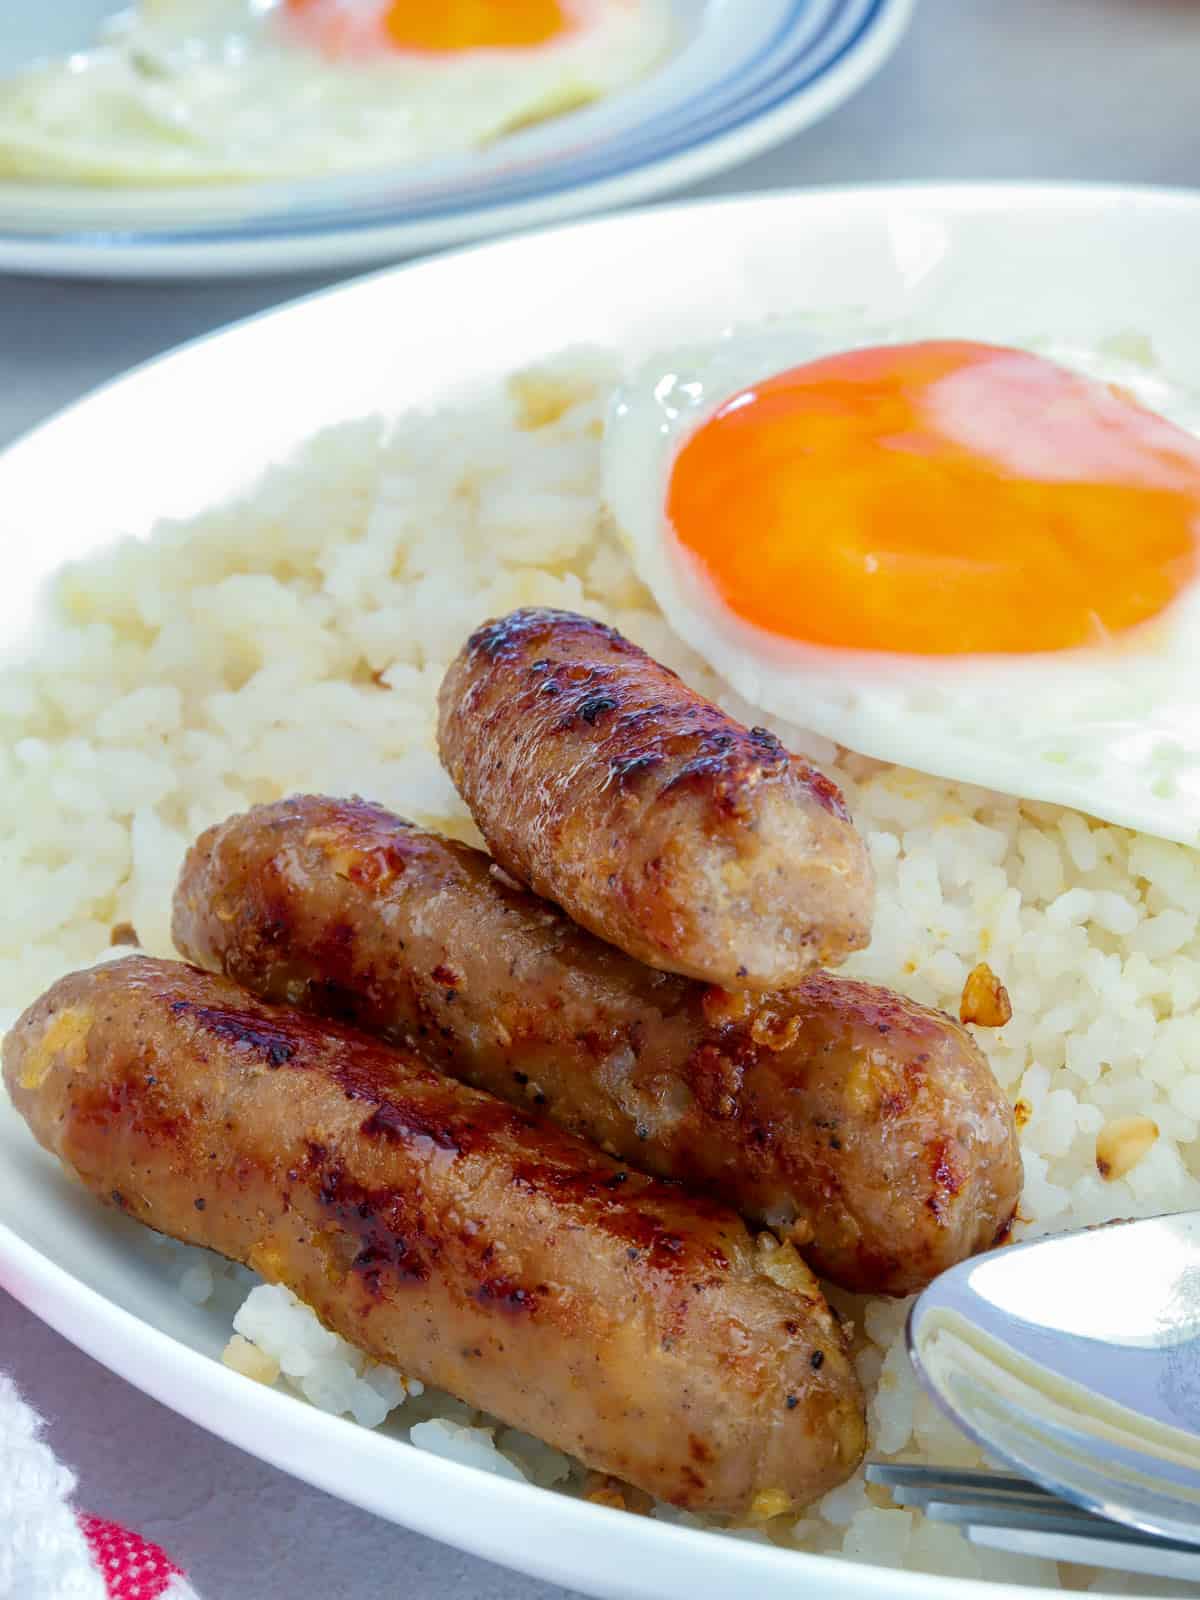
[5,347,1200,1590]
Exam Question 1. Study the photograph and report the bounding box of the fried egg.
[604,328,1200,844]
[0,0,672,183]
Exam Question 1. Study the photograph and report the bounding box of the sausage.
[436,608,873,988]
[172,797,1022,1296]
[4,956,865,1515]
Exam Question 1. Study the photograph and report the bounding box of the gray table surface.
[3,0,1199,1594]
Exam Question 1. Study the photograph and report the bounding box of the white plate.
[3,185,1198,1600]
[0,0,911,279]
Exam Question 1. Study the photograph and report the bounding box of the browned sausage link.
[4,956,865,1515]
[173,797,1022,1297]
[436,608,873,988]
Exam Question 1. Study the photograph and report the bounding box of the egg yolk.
[665,341,1200,656]
[285,0,569,55]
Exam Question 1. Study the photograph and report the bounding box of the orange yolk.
[665,340,1200,656]
[285,0,570,56]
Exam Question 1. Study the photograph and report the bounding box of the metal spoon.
[906,1210,1200,1547]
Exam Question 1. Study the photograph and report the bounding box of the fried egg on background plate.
[604,330,1200,845]
[0,0,672,183]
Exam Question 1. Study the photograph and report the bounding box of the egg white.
[604,324,1200,845]
[0,0,673,183]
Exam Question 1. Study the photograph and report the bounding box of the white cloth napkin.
[1,1371,200,1600]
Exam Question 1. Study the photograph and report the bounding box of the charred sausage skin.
[4,956,865,1515]
[436,608,873,988]
[173,797,1021,1296]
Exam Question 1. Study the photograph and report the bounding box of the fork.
[866,1464,1200,1583]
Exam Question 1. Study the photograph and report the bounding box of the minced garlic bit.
[222,1333,281,1386]
[509,370,583,431]
[755,1233,820,1297]
[749,1006,804,1054]
[1095,1116,1158,1182]
[109,921,140,947]
[748,1488,793,1522]
[584,1476,629,1511]
[959,962,1013,1028]
[1013,1098,1032,1129]
[18,1006,91,1091]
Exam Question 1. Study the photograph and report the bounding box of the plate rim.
[3,172,1199,371]
[4,179,1196,1599]
[0,0,914,279]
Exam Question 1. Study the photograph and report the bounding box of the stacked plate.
[0,0,912,277]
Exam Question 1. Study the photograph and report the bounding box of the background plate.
[3,186,1198,1599]
[0,0,912,278]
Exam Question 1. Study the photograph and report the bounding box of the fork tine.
[868,1465,1134,1535]
[866,1464,1049,1497]
[891,1485,1096,1519]
[867,1463,1081,1517]
[965,1523,1200,1585]
[923,1498,1158,1539]
[866,1462,1200,1581]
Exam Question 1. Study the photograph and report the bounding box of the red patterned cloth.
[77,1515,198,1600]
